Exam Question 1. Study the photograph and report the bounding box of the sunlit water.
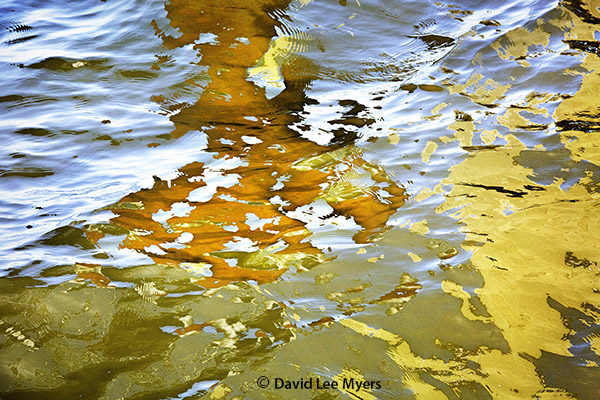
[1,0,600,398]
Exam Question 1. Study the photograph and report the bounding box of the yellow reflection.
[490,19,550,66]
[382,2,600,397]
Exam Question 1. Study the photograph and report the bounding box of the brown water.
[1,0,600,398]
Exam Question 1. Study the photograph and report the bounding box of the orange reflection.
[87,0,406,288]
[74,263,113,287]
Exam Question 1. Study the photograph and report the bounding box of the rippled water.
[2,0,600,398]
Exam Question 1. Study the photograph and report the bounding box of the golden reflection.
[490,19,550,67]
[73,263,113,287]
[555,50,600,165]
[389,2,600,397]
[443,73,510,107]
[85,0,406,288]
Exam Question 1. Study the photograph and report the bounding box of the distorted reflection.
[3,0,600,398]
[395,2,600,397]
[85,0,406,289]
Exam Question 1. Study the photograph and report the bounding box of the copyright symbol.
[257,376,270,388]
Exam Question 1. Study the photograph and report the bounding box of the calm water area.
[1,0,600,398]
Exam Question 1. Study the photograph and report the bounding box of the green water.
[1,0,600,398]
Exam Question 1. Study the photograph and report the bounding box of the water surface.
[1,0,600,398]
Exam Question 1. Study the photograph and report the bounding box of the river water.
[1,0,600,398]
